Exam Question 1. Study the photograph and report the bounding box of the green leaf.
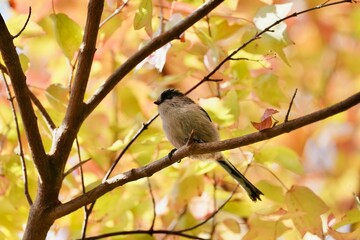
[134,0,153,36]
[45,83,69,111]
[19,53,29,73]
[51,13,83,60]
[171,175,204,208]
[255,146,304,174]
[285,185,329,237]
[223,89,240,120]
[243,217,289,240]
[199,97,234,126]
[256,180,284,203]
[252,73,287,107]
[248,3,294,65]
[332,208,360,229]
[106,139,124,151]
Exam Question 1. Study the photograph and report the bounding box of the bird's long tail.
[217,158,263,201]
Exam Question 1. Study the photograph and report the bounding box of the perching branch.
[51,91,360,219]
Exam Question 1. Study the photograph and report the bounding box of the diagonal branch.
[51,0,105,173]
[0,14,49,181]
[205,0,354,79]
[84,0,225,117]
[27,88,56,131]
[50,91,360,219]
[64,0,104,126]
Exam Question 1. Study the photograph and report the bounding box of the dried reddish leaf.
[251,108,279,130]
[262,108,279,121]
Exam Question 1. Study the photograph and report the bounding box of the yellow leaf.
[285,185,329,237]
[50,13,83,60]
[134,0,152,36]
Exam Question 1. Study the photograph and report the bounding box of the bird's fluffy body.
[155,89,263,201]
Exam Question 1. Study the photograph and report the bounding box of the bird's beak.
[154,100,160,105]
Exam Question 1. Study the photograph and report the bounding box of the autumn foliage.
[0,0,359,239]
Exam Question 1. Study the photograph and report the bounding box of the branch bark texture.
[84,0,225,116]
[0,14,48,181]
[52,91,360,219]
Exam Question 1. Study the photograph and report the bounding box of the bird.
[154,89,263,201]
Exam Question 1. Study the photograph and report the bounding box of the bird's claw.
[168,148,177,161]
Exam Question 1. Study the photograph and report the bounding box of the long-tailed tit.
[154,89,263,201]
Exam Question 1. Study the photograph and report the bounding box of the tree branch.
[12,6,31,39]
[0,14,48,181]
[84,0,225,117]
[64,0,104,126]
[51,91,360,219]
[27,88,56,131]
[82,229,208,240]
[204,0,354,79]
[51,0,104,171]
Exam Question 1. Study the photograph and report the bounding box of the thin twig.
[75,137,86,194]
[162,208,188,240]
[99,0,129,28]
[210,179,218,237]
[82,229,209,240]
[285,88,298,122]
[1,71,33,205]
[204,0,354,80]
[75,136,90,240]
[185,78,222,95]
[147,179,157,231]
[85,0,225,115]
[68,53,80,93]
[82,186,238,240]
[12,6,31,38]
[179,185,238,233]
[27,88,56,131]
[255,164,289,191]
[103,115,158,181]
[202,0,212,37]
[63,159,91,178]
[81,205,93,239]
[79,114,160,235]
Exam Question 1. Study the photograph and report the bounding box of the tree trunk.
[23,177,61,239]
